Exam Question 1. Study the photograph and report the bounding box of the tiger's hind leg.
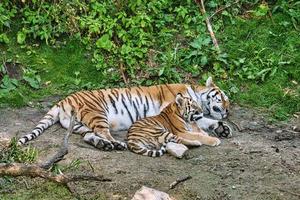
[76,111,127,151]
[71,122,126,151]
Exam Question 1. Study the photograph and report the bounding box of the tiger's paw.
[98,138,115,151]
[113,141,127,151]
[213,122,232,138]
[83,134,115,151]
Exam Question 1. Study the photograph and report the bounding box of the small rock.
[166,142,188,159]
[132,186,175,200]
[292,125,300,132]
[276,130,283,134]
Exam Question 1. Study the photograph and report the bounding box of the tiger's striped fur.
[18,77,230,151]
[127,94,222,157]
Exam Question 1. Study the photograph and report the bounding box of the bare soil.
[0,98,299,200]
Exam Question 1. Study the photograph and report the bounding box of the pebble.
[166,142,188,159]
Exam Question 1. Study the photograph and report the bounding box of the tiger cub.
[127,93,221,157]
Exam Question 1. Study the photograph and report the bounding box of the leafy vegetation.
[0,138,37,163]
[0,0,299,120]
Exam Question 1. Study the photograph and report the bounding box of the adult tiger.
[18,77,229,150]
[127,93,223,157]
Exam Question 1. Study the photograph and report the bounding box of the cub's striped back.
[127,93,202,157]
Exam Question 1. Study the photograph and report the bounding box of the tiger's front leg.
[80,111,127,151]
[177,131,221,147]
[194,117,232,138]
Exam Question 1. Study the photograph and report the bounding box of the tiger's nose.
[213,106,221,113]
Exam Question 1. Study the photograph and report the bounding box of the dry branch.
[40,114,75,169]
[119,62,129,85]
[169,175,192,190]
[0,113,111,186]
[195,0,220,52]
[0,163,111,184]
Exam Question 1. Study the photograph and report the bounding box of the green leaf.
[17,31,26,44]
[201,56,208,65]
[0,34,10,44]
[23,69,41,89]
[158,68,165,76]
[96,34,113,51]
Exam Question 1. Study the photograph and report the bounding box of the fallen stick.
[276,187,300,197]
[0,163,111,184]
[195,0,220,52]
[0,113,111,186]
[169,175,192,190]
[40,113,75,169]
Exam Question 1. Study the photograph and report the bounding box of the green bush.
[0,0,299,119]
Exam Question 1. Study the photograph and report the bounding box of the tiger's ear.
[175,93,184,107]
[206,76,216,87]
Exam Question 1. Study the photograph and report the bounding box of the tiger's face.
[195,77,229,120]
[175,93,203,122]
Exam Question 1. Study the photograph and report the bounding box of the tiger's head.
[193,77,229,120]
[174,93,203,123]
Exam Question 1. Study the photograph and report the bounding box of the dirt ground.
[0,98,299,200]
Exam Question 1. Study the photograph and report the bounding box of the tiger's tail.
[128,141,167,157]
[18,104,60,145]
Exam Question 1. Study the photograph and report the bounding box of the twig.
[119,62,129,85]
[276,187,300,197]
[0,163,111,184]
[246,150,262,154]
[209,0,240,20]
[40,113,75,169]
[21,177,29,189]
[169,175,192,190]
[195,0,220,52]
[87,160,95,173]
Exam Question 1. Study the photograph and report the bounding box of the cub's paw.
[113,141,127,151]
[214,122,232,138]
[211,137,221,146]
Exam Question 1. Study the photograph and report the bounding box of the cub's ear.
[175,93,184,107]
[206,76,216,87]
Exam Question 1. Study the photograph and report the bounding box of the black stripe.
[33,127,43,133]
[108,94,118,114]
[144,96,149,117]
[121,94,134,124]
[111,89,120,100]
[73,124,83,132]
[136,89,143,104]
[132,101,140,121]
[125,90,133,105]
[193,116,203,121]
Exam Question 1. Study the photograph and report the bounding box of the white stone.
[132,186,175,200]
[166,142,188,159]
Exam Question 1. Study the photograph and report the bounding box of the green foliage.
[0,75,19,94]
[0,138,38,163]
[23,68,41,89]
[51,158,82,175]
[0,0,299,120]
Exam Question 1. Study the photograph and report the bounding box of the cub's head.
[175,93,203,122]
[194,77,229,120]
